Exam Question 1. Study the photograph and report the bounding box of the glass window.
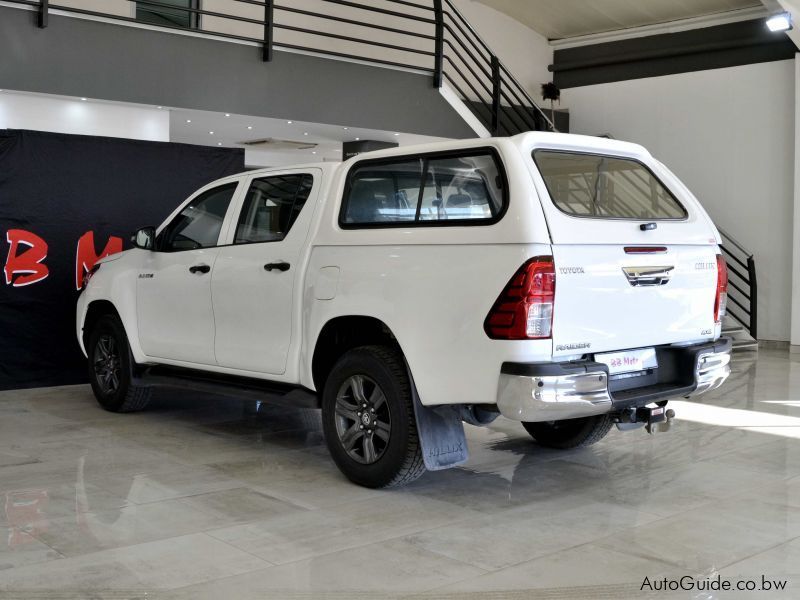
[157,182,237,252]
[533,150,687,220]
[341,159,422,225]
[234,174,314,244]
[419,154,502,222]
[341,150,505,226]
[137,0,196,29]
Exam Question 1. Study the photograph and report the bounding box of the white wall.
[562,60,795,342]
[451,0,553,96]
[0,92,170,141]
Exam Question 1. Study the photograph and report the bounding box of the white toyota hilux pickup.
[77,132,732,488]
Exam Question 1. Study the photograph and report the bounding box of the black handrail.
[719,227,757,339]
[19,0,552,134]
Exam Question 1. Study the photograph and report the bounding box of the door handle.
[189,264,211,274]
[264,261,290,272]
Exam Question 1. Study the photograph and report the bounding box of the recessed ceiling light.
[81,97,88,101]
[355,137,360,141]
[312,151,317,154]
[287,120,293,124]
[217,142,223,146]
[393,133,400,136]
[186,119,192,123]
[157,106,163,109]
[343,127,349,130]
[247,126,253,130]
[224,113,231,117]
[303,132,308,136]
[209,131,214,135]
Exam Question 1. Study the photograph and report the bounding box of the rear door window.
[532,150,687,220]
[234,174,313,244]
[341,150,506,227]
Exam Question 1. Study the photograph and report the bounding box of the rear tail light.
[484,256,555,339]
[714,254,728,323]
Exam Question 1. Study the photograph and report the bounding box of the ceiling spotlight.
[767,12,792,32]
[157,106,163,109]
[186,119,192,123]
[312,151,317,154]
[247,126,253,130]
[355,137,360,141]
[209,131,214,135]
[287,120,293,124]
[393,133,400,136]
[343,127,349,130]
[218,142,223,146]
[81,97,88,101]
[224,113,231,117]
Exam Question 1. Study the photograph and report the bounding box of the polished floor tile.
[0,349,798,598]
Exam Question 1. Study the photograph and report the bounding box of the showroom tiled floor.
[0,349,799,599]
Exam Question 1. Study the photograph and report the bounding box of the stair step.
[722,325,745,335]
[732,339,759,352]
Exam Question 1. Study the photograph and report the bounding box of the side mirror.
[132,226,156,250]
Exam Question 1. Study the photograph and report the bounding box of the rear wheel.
[322,346,425,488]
[522,414,613,449]
[87,314,152,413]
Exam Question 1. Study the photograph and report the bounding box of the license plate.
[595,348,657,375]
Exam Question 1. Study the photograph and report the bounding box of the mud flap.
[408,367,468,471]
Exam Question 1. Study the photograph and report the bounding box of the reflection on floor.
[0,349,798,599]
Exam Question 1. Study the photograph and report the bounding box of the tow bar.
[615,405,676,434]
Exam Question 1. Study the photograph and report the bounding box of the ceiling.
[169,108,447,168]
[476,0,766,40]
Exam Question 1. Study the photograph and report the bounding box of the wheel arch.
[310,316,404,393]
[82,300,123,351]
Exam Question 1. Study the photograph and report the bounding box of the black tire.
[522,414,613,449]
[86,314,152,413]
[321,345,425,488]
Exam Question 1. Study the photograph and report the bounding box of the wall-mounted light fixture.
[767,12,792,32]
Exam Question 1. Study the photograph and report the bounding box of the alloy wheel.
[334,374,391,464]
[93,334,121,395]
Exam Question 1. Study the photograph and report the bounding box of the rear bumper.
[497,337,732,422]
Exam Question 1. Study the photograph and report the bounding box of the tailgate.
[525,142,722,357]
[551,244,718,358]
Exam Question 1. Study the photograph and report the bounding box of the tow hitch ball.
[615,405,676,433]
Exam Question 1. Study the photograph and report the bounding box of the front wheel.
[87,314,152,413]
[522,414,613,449]
[321,346,425,488]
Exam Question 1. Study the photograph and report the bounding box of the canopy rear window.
[532,150,687,220]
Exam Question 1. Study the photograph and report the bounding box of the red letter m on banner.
[75,231,123,290]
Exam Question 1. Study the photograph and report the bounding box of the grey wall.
[0,6,475,139]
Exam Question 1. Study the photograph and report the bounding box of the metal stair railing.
[14,0,553,135]
[718,227,757,339]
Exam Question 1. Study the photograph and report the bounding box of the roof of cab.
[215,132,652,183]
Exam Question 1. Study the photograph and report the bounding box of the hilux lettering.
[556,343,591,352]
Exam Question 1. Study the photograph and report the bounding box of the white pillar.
[790,54,800,349]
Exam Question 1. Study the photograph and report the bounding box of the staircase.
[15,0,552,138]
[435,0,555,135]
[719,228,758,352]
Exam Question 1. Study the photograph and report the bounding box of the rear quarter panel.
[302,139,555,406]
